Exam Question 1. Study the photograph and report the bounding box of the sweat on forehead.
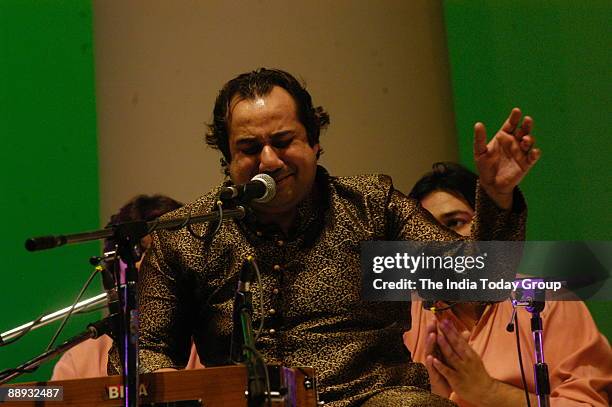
[228,92,276,119]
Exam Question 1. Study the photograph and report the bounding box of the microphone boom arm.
[1,293,108,344]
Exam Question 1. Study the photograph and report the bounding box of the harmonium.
[0,365,318,406]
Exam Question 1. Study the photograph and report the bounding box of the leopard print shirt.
[110,166,526,406]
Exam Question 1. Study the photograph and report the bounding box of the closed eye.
[272,137,293,149]
[235,138,262,155]
[241,144,262,155]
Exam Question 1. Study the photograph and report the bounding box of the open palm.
[474,108,541,205]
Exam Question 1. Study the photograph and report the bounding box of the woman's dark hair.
[205,68,330,169]
[103,194,183,253]
[409,162,478,210]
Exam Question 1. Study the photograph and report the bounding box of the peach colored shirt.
[51,335,204,380]
[404,300,612,407]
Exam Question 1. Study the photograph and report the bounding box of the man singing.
[111,68,540,406]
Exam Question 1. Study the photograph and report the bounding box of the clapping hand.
[427,319,497,405]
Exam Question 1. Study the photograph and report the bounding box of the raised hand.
[474,108,541,209]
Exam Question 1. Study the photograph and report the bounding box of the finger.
[528,148,542,165]
[500,107,522,134]
[434,312,445,323]
[425,355,435,369]
[520,135,534,152]
[432,357,458,383]
[500,133,539,174]
[514,115,533,140]
[498,133,525,168]
[427,331,445,361]
[425,332,437,355]
[473,122,488,157]
[426,355,450,389]
[425,355,442,379]
[437,328,463,366]
[440,320,473,359]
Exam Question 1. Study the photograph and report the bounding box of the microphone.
[220,174,276,203]
[25,235,67,251]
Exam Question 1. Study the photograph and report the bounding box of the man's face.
[227,86,319,215]
[420,190,474,237]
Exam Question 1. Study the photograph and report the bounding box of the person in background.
[51,194,204,380]
[405,162,612,407]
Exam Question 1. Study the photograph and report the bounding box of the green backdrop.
[0,1,100,382]
[443,1,611,336]
[1,0,609,384]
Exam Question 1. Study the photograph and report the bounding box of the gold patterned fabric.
[109,166,525,406]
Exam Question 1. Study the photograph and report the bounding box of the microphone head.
[25,235,66,251]
[251,174,276,203]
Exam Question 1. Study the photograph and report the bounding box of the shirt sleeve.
[386,181,526,242]
[53,336,111,380]
[51,350,78,381]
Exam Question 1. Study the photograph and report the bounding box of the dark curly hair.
[205,68,330,170]
[409,162,478,210]
[104,194,183,253]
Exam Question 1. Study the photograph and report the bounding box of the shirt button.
[273,264,281,272]
[272,288,279,295]
[276,240,285,247]
[269,308,276,315]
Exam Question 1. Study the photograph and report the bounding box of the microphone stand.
[114,226,142,407]
[231,257,266,407]
[1,292,107,344]
[511,279,550,407]
[24,206,246,407]
[0,316,115,385]
[24,208,247,252]
[526,300,550,407]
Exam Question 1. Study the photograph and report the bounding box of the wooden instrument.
[0,365,318,406]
